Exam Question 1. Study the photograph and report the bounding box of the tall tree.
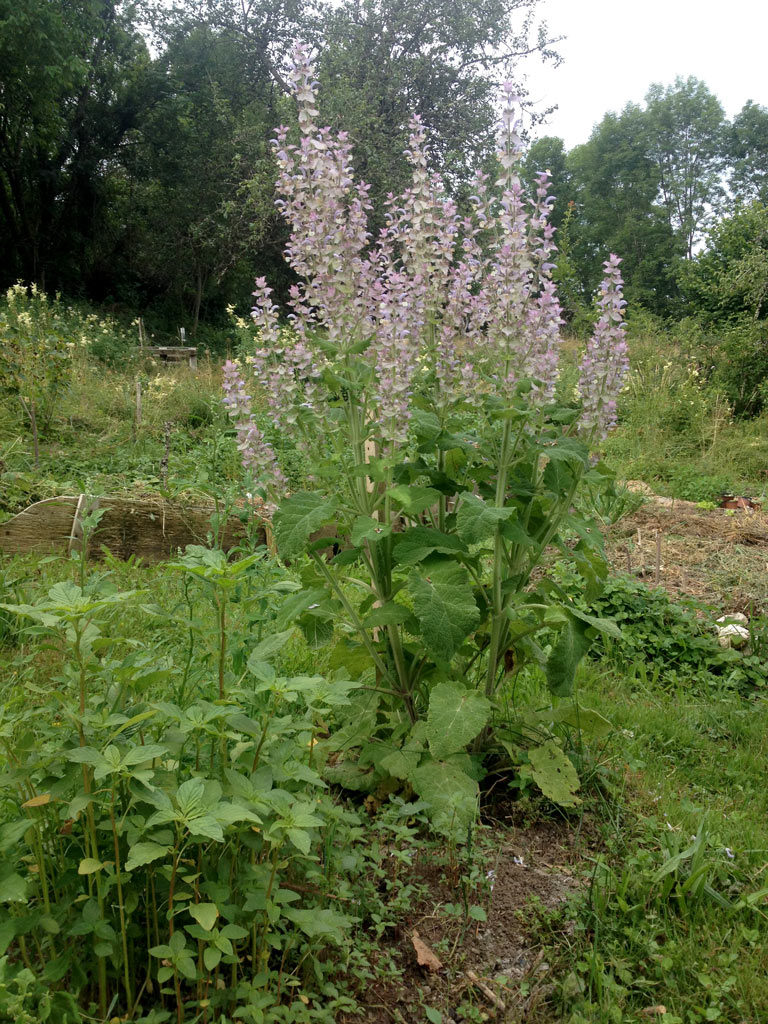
[316,0,561,221]
[119,24,285,330]
[645,76,726,259]
[0,0,150,291]
[680,202,768,324]
[565,105,679,314]
[728,101,768,207]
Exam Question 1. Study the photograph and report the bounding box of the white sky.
[523,0,768,148]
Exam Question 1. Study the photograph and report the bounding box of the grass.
[599,325,768,502]
[525,658,768,1024]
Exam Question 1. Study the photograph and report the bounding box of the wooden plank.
[1,495,267,563]
[0,497,81,555]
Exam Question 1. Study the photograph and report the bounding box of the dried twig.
[465,969,506,1012]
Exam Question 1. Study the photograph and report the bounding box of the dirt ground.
[347,813,588,1024]
[604,487,768,614]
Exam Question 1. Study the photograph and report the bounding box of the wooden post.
[161,422,171,488]
[135,378,142,433]
[655,531,662,585]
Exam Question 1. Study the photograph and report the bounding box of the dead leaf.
[22,793,52,808]
[411,930,443,973]
[641,1007,667,1017]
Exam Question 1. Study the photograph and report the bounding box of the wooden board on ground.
[0,495,266,563]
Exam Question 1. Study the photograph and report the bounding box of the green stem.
[111,788,134,1011]
[485,419,513,698]
[310,552,393,683]
[217,593,226,700]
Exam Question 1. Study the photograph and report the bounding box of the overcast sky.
[523,0,768,148]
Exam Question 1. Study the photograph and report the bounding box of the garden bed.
[605,492,768,612]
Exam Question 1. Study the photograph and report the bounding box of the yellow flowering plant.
[0,284,74,467]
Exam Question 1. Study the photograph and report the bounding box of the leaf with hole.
[527,741,580,807]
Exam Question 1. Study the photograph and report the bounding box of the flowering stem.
[485,419,513,698]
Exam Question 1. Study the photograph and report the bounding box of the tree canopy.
[2,1,768,334]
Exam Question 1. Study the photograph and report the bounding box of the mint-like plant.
[224,44,628,829]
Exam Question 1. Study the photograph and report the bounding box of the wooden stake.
[655,531,662,585]
[161,422,171,488]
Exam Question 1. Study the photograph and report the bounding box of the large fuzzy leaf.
[527,741,580,807]
[273,492,334,559]
[386,485,441,516]
[406,559,480,662]
[546,616,590,697]
[426,682,491,759]
[409,760,478,840]
[456,492,519,545]
[393,526,466,565]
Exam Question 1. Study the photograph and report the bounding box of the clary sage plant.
[223,44,628,828]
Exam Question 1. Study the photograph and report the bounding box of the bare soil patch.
[604,490,768,612]
[347,815,589,1023]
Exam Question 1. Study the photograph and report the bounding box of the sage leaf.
[407,559,480,662]
[426,682,491,759]
[273,491,334,559]
[527,741,580,807]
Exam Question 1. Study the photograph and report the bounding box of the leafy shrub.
[556,567,768,691]
[0,551,388,1022]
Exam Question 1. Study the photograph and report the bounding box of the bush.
[556,566,768,691]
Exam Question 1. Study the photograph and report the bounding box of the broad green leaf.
[189,903,218,931]
[426,682,491,759]
[122,744,166,766]
[545,617,591,697]
[204,946,222,971]
[532,704,613,738]
[125,841,170,872]
[282,907,353,943]
[393,526,466,565]
[410,409,442,442]
[323,759,378,793]
[247,629,295,665]
[177,954,197,981]
[275,587,328,630]
[540,437,589,466]
[186,815,224,842]
[0,871,27,903]
[409,760,479,841]
[175,778,205,813]
[77,858,103,875]
[567,606,622,640]
[456,492,518,545]
[0,918,15,956]
[386,485,441,516]
[363,602,411,628]
[299,612,334,649]
[406,559,480,662]
[273,492,334,559]
[0,820,30,853]
[65,746,107,768]
[351,516,392,546]
[527,741,580,807]
[379,746,421,780]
